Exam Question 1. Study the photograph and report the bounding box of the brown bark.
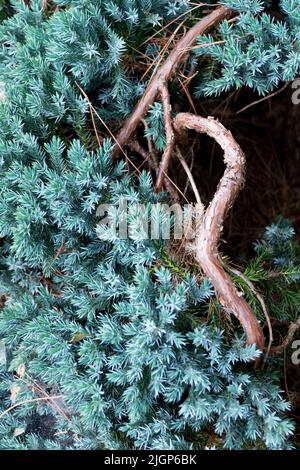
[155,81,175,192]
[174,113,265,350]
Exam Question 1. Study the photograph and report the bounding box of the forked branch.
[112,6,234,161]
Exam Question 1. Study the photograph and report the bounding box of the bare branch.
[173,113,265,350]
[155,81,175,192]
[112,6,233,160]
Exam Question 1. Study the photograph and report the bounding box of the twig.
[112,6,265,349]
[175,146,203,206]
[142,118,180,201]
[54,240,65,261]
[128,141,151,164]
[0,396,64,419]
[140,3,209,46]
[140,19,186,84]
[155,81,175,192]
[75,82,133,165]
[113,6,233,160]
[177,75,198,114]
[74,82,102,147]
[230,266,273,360]
[16,373,71,422]
[173,113,265,349]
[236,83,289,114]
[270,317,300,354]
[162,172,187,203]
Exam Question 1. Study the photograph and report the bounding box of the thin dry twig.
[140,3,210,46]
[230,266,273,360]
[0,396,64,419]
[128,137,183,202]
[155,81,175,192]
[54,240,66,261]
[113,6,265,349]
[141,118,159,170]
[236,83,289,114]
[140,19,186,84]
[128,140,151,163]
[271,317,300,354]
[177,75,198,114]
[74,82,102,147]
[15,373,71,422]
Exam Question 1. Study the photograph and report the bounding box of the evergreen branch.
[141,118,159,169]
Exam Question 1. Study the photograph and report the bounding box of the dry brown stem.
[113,6,265,350]
[112,6,233,160]
[270,317,300,354]
[155,81,175,192]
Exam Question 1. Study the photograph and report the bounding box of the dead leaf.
[16,364,26,377]
[10,383,21,403]
[13,427,25,437]
[69,332,90,344]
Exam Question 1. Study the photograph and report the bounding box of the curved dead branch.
[173,113,265,350]
[112,6,234,161]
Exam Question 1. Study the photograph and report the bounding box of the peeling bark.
[174,113,265,350]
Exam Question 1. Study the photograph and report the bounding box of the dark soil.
[169,83,300,260]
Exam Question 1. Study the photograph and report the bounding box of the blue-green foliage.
[195,0,300,96]
[0,263,294,449]
[0,139,295,449]
[0,0,297,451]
[0,0,189,130]
[248,218,300,321]
[144,102,166,151]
